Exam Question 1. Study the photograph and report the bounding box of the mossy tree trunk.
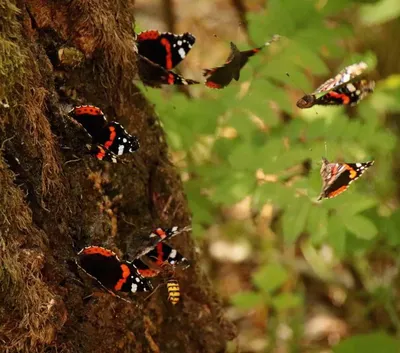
[0,0,236,352]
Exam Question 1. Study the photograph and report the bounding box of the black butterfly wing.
[68,105,108,140]
[137,30,195,69]
[203,42,242,88]
[137,54,199,87]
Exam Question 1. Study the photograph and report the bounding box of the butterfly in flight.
[296,62,375,109]
[203,34,280,89]
[317,157,374,200]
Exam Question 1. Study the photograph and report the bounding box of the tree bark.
[0,0,236,352]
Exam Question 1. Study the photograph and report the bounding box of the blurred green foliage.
[139,0,400,350]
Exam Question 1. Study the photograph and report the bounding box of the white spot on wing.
[131,283,138,292]
[346,83,356,92]
[178,48,186,59]
[118,144,124,155]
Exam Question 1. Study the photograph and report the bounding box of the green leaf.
[379,209,400,246]
[343,214,378,240]
[285,41,329,75]
[227,143,262,172]
[227,112,260,141]
[319,0,354,15]
[327,214,347,257]
[210,171,256,205]
[282,197,311,244]
[185,187,215,225]
[231,291,264,310]
[334,332,400,353]
[336,196,378,217]
[252,183,295,210]
[252,263,289,293]
[307,206,329,243]
[271,293,302,310]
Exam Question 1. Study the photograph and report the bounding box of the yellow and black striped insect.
[132,242,190,305]
[166,278,181,305]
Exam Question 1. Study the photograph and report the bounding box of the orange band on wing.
[327,185,348,198]
[137,30,160,41]
[138,268,160,278]
[104,126,116,149]
[81,247,115,257]
[114,264,130,291]
[155,228,166,239]
[343,164,357,179]
[327,91,350,105]
[74,106,103,116]
[161,38,173,69]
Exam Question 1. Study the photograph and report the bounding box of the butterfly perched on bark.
[76,226,191,302]
[76,246,153,298]
[133,242,190,306]
[136,30,199,86]
[68,105,139,163]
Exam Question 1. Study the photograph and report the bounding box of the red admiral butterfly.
[137,55,199,86]
[297,62,375,109]
[133,242,190,306]
[203,35,280,89]
[86,144,117,163]
[137,30,195,70]
[317,157,374,200]
[77,246,153,295]
[133,242,190,278]
[136,30,199,86]
[68,105,140,161]
[132,225,192,260]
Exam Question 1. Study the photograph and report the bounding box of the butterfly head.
[296,94,316,108]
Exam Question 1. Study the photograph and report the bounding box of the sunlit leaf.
[360,0,400,25]
[252,263,289,293]
[271,293,302,310]
[307,206,329,243]
[210,171,256,205]
[343,214,378,240]
[327,214,347,257]
[282,197,311,244]
[231,291,265,310]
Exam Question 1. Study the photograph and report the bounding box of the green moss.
[0,1,26,111]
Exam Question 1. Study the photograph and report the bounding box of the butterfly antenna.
[285,72,308,96]
[286,72,319,116]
